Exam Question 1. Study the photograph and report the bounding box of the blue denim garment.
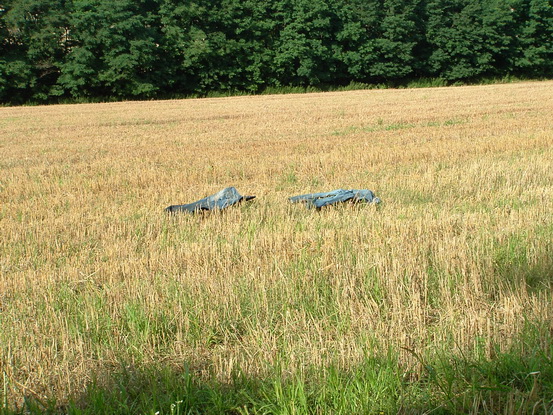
[165,187,255,213]
[289,189,381,209]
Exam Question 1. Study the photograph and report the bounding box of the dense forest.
[1,0,552,104]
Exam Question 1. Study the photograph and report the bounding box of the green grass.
[2,328,551,415]
[331,118,467,136]
[492,231,553,293]
[2,200,551,414]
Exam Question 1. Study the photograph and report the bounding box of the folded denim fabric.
[165,187,255,213]
[289,189,381,209]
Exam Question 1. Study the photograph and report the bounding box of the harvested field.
[1,81,552,413]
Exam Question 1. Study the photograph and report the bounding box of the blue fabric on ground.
[165,187,255,213]
[289,189,381,209]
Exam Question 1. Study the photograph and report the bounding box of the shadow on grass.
[4,334,552,415]
[492,233,553,295]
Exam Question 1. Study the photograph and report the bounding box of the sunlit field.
[1,81,552,414]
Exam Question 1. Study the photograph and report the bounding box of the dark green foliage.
[510,0,553,77]
[58,0,164,99]
[425,0,515,81]
[1,0,552,104]
[0,0,69,103]
[331,0,422,83]
[272,0,340,86]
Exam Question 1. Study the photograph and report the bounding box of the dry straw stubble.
[1,81,552,406]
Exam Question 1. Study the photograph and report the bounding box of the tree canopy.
[1,0,552,104]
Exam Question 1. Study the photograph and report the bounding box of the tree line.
[1,0,552,104]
